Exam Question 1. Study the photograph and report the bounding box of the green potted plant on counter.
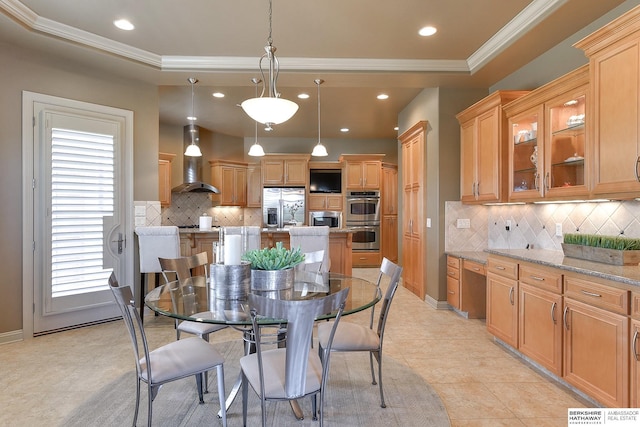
[242,242,305,290]
[562,233,640,265]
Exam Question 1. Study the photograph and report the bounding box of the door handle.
[563,306,569,330]
[550,302,557,324]
[509,287,514,305]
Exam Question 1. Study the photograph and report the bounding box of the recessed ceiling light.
[377,94,389,100]
[418,26,437,37]
[298,93,310,99]
[212,92,225,98]
[394,126,399,131]
[340,128,349,133]
[187,115,197,121]
[113,19,134,31]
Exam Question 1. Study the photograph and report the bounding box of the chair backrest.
[248,287,350,398]
[289,226,330,273]
[372,258,403,340]
[135,226,181,273]
[108,272,151,380]
[159,252,208,283]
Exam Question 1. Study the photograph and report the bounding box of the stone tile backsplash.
[445,200,640,252]
[159,193,262,227]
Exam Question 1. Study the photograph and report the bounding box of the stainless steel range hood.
[171,124,219,193]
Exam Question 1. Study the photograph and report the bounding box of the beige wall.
[0,42,158,334]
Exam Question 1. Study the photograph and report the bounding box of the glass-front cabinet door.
[509,107,543,200]
[544,89,588,199]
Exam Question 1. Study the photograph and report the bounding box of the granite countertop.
[177,227,353,234]
[445,251,489,265]
[485,248,640,290]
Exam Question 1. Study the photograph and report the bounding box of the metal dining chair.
[240,288,350,427]
[317,257,403,408]
[108,273,227,427]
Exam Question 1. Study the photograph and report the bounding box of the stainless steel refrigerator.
[263,187,306,228]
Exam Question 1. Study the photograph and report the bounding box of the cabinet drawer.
[564,275,629,315]
[463,259,486,276]
[632,293,640,320]
[519,263,562,293]
[352,252,380,267]
[446,255,460,268]
[487,256,518,280]
[447,266,460,280]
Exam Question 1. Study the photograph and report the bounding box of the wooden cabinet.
[563,273,629,408]
[518,262,563,376]
[632,293,640,407]
[399,123,427,299]
[456,91,528,204]
[446,256,460,309]
[340,154,384,190]
[486,255,519,348]
[575,8,640,199]
[381,164,398,263]
[261,155,309,187]
[381,215,398,263]
[504,66,589,201]
[308,194,343,211]
[328,232,352,276]
[209,160,247,206]
[246,163,262,208]
[158,152,175,207]
[461,259,486,319]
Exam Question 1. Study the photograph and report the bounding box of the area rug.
[61,339,450,426]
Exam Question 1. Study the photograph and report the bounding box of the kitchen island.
[179,227,353,276]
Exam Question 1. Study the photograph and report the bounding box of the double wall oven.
[346,190,380,251]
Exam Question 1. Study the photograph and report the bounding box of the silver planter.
[251,268,294,291]
[210,262,251,300]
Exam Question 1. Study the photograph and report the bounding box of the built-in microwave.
[309,211,342,228]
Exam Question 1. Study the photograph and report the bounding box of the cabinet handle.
[544,172,550,191]
[580,290,601,298]
[448,290,455,295]
[472,267,480,271]
[563,306,569,330]
[509,287,514,305]
[534,173,539,190]
[634,330,639,362]
[475,182,480,199]
[550,302,557,324]
[636,156,640,182]
[530,275,545,281]
[448,271,455,276]
[495,266,506,271]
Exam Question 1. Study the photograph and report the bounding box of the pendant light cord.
[316,79,324,143]
[267,0,273,45]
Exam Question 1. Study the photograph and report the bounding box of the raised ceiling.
[0,0,627,139]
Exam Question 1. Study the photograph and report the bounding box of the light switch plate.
[555,223,563,237]
[134,205,146,217]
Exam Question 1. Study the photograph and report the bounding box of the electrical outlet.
[555,223,563,237]
[426,218,431,228]
[456,218,470,229]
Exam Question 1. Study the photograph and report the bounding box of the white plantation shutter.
[50,127,114,298]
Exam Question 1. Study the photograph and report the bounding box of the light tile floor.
[0,268,588,426]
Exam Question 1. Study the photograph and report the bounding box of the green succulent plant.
[563,233,640,250]
[241,242,305,270]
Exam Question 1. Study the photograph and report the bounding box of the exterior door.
[25,92,132,335]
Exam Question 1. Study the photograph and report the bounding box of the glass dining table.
[144,269,382,419]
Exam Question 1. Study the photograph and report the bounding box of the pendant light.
[184,77,202,157]
[248,78,266,157]
[240,0,298,126]
[311,79,328,157]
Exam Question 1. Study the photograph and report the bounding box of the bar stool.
[289,226,331,273]
[134,226,180,323]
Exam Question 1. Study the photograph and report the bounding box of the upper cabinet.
[575,6,640,199]
[340,154,384,190]
[504,66,589,202]
[246,163,262,208]
[158,152,176,207]
[209,160,247,206]
[457,91,529,204]
[261,154,309,187]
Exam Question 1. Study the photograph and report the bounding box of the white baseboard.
[0,329,23,345]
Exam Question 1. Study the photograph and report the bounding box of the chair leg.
[133,378,141,427]
[369,351,377,385]
[147,383,155,427]
[375,350,386,408]
[312,393,318,421]
[195,373,205,404]
[241,372,248,427]
[216,365,227,427]
[202,334,210,394]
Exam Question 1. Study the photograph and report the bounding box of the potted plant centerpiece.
[562,233,640,265]
[242,242,305,290]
